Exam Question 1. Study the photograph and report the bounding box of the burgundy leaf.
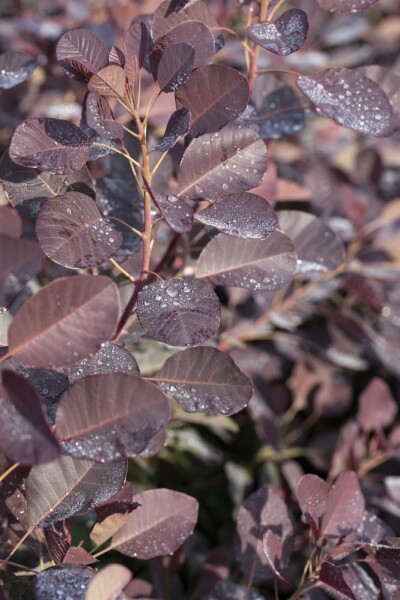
[156,43,194,93]
[0,370,60,465]
[357,378,397,432]
[321,471,365,540]
[152,347,252,415]
[359,66,400,138]
[154,194,194,232]
[262,530,290,584]
[153,108,190,152]
[0,235,44,306]
[64,342,139,383]
[88,65,126,98]
[278,210,345,273]
[317,0,380,12]
[0,51,36,89]
[297,474,328,538]
[178,124,268,201]
[111,488,199,558]
[152,0,217,40]
[26,455,127,528]
[124,21,149,70]
[247,9,309,56]
[62,546,98,566]
[36,191,123,269]
[297,67,393,136]
[136,276,220,347]
[196,230,297,292]
[32,565,94,600]
[56,28,109,81]
[45,529,70,564]
[84,92,124,143]
[319,561,355,599]
[109,46,125,66]
[0,205,22,239]
[175,65,249,137]
[56,373,170,462]
[256,83,305,139]
[8,275,120,368]
[90,512,134,546]
[195,192,277,239]
[86,564,132,600]
[95,480,136,520]
[9,118,92,175]
[17,367,70,425]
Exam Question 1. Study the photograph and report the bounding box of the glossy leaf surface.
[88,65,126,98]
[156,43,194,93]
[153,347,252,415]
[32,565,94,600]
[297,474,328,535]
[247,9,309,56]
[155,194,194,233]
[262,530,290,584]
[56,28,109,80]
[85,92,124,143]
[153,108,191,152]
[64,342,139,383]
[321,471,365,539]
[0,50,36,89]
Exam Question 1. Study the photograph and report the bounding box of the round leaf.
[56,28,109,81]
[86,564,132,600]
[64,342,139,383]
[88,65,127,98]
[153,108,191,152]
[85,92,124,143]
[155,194,194,233]
[247,9,309,56]
[156,43,194,93]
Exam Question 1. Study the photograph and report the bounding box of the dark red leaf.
[64,342,139,383]
[86,564,132,600]
[321,471,365,540]
[32,565,94,600]
[152,0,217,40]
[136,276,220,347]
[88,65,126,98]
[62,546,98,566]
[109,46,125,66]
[45,529,70,564]
[0,205,22,239]
[175,65,249,137]
[156,43,194,93]
[319,562,356,599]
[154,194,194,233]
[84,92,124,143]
[124,21,149,70]
[247,9,309,56]
[0,51,36,89]
[262,530,290,584]
[297,474,328,538]
[9,118,92,175]
[153,108,191,152]
[357,378,397,432]
[0,235,44,306]
[153,346,252,415]
[256,83,305,139]
[56,28,109,81]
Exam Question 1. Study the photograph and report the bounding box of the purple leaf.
[56,373,170,462]
[56,28,109,81]
[136,276,220,347]
[84,92,124,143]
[153,347,252,415]
[152,0,217,41]
[195,192,277,239]
[124,21,149,70]
[321,471,365,540]
[90,512,134,547]
[153,108,191,152]
[26,455,127,528]
[262,530,290,584]
[111,488,199,558]
[8,275,120,368]
[45,529,70,564]
[247,9,309,56]
[86,564,132,600]
[319,562,356,599]
[297,67,393,136]
[88,65,126,98]
[62,546,98,566]
[196,230,297,292]
[175,65,249,137]
[178,124,268,201]
[156,43,194,93]
[208,581,264,600]
[0,51,36,89]
[357,378,397,432]
[109,46,125,66]
[154,194,194,233]
[32,565,94,600]
[0,370,60,465]
[317,0,380,12]
[0,205,22,239]
[297,474,328,538]
[36,191,123,269]
[256,84,306,139]
[9,118,92,175]
[0,235,44,306]
[64,342,139,383]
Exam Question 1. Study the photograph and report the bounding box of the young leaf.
[321,471,365,539]
[297,474,328,538]
[277,210,345,273]
[26,455,127,528]
[88,65,126,98]
[8,275,120,368]
[109,46,125,66]
[319,562,355,599]
[9,117,92,175]
[178,124,268,200]
[357,378,397,432]
[0,370,60,465]
[111,488,199,558]
[247,9,309,56]
[317,0,380,12]
[124,21,149,69]
[36,191,123,269]
[154,194,194,233]
[56,28,109,81]
[0,50,36,89]
[56,373,170,462]
[86,564,132,600]
[153,347,252,415]
[0,235,44,306]
[196,231,297,292]
[262,530,290,584]
[153,108,191,152]
[297,67,393,136]
[84,92,124,143]
[64,342,139,383]
[136,276,220,347]
[31,565,94,600]
[175,65,249,137]
[195,192,277,239]
[156,43,194,93]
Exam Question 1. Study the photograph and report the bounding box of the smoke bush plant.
[0,0,399,597]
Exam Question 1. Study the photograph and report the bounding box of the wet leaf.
[86,564,132,600]
[64,342,139,383]
[297,67,393,136]
[56,28,109,81]
[155,194,194,233]
[9,117,92,175]
[152,0,217,41]
[196,230,297,292]
[31,565,94,600]
[84,92,124,143]
[178,124,268,200]
[277,210,345,273]
[36,191,123,269]
[247,9,309,56]
[136,276,220,347]
[195,192,277,239]
[111,488,198,558]
[321,471,365,539]
[153,347,252,415]
[319,562,355,599]
[26,455,127,528]
[0,50,36,89]
[317,0,380,12]
[0,371,60,465]
[357,378,397,432]
[0,235,44,306]
[8,275,120,368]
[256,84,305,139]
[88,65,126,98]
[153,108,191,152]
[297,474,328,537]
[262,530,290,584]
[156,43,194,93]
[175,65,249,137]
[56,373,170,462]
